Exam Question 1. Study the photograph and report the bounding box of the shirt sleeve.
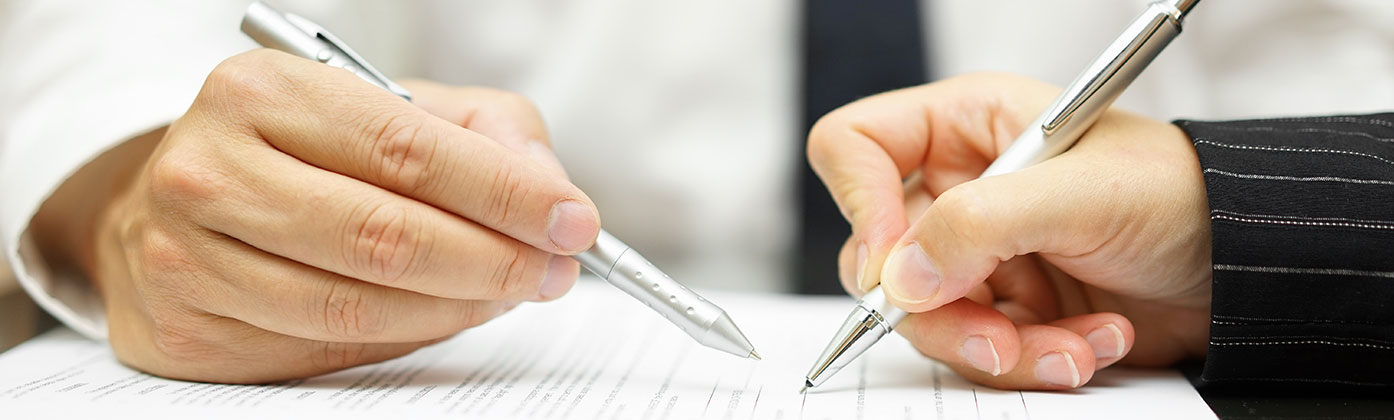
[1177,113,1394,388]
[0,0,254,339]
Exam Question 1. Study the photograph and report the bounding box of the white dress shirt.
[2,0,1391,340]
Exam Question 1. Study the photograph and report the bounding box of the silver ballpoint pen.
[240,1,759,360]
[802,0,1200,391]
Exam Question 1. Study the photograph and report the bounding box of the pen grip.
[857,287,908,329]
[575,231,721,342]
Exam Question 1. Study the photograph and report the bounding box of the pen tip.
[749,350,762,361]
[799,385,807,394]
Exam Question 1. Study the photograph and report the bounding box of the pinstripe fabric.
[1178,114,1394,388]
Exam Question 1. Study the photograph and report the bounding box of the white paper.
[0,280,1216,419]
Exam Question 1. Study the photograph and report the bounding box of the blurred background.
[252,0,1394,295]
[2,0,1392,346]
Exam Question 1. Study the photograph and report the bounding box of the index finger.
[400,81,569,178]
[198,49,599,254]
[806,73,1063,292]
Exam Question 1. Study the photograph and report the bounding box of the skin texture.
[806,73,1213,390]
[34,49,599,383]
[33,62,1205,388]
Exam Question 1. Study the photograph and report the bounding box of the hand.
[75,49,599,383]
[806,73,1212,390]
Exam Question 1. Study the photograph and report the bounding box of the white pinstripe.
[1193,139,1394,167]
[1217,334,1394,345]
[1210,340,1394,351]
[1210,209,1394,231]
[1213,314,1384,325]
[1202,124,1394,143]
[1192,118,1394,384]
[1203,168,1394,186]
[1212,264,1394,279]
[1268,116,1394,130]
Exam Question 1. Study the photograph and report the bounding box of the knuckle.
[838,185,880,221]
[147,153,230,209]
[202,50,288,107]
[137,227,183,272]
[458,302,497,329]
[480,246,542,300]
[137,228,201,290]
[805,114,843,165]
[494,90,542,116]
[469,87,537,111]
[805,111,871,175]
[314,342,371,371]
[135,240,219,365]
[319,280,387,340]
[133,230,218,321]
[345,202,427,287]
[480,162,536,230]
[962,71,1031,87]
[366,111,439,195]
[147,310,214,364]
[931,185,992,247]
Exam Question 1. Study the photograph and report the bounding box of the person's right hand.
[807,73,1212,390]
[89,49,600,383]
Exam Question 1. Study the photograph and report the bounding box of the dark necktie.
[795,0,928,294]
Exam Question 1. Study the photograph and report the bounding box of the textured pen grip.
[576,231,753,357]
[604,249,722,341]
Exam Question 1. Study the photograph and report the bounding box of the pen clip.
[281,11,413,101]
[1039,1,1183,135]
[1038,46,1135,135]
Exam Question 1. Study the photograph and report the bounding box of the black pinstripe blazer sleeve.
[1176,113,1394,388]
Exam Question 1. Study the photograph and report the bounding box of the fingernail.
[1035,351,1081,387]
[960,336,1001,376]
[547,199,598,252]
[538,256,576,300]
[881,242,940,304]
[854,241,870,290]
[1086,324,1125,359]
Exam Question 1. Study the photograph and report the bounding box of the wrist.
[31,127,164,282]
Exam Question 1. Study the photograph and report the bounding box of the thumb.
[879,160,1102,313]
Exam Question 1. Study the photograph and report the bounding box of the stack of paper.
[0,280,1216,419]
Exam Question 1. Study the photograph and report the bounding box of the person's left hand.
[37,50,595,383]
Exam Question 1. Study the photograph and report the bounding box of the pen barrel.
[241,2,324,59]
[575,231,752,357]
[242,2,412,100]
[856,287,908,328]
[984,1,1184,179]
[607,249,720,331]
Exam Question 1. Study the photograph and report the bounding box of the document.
[0,280,1216,419]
